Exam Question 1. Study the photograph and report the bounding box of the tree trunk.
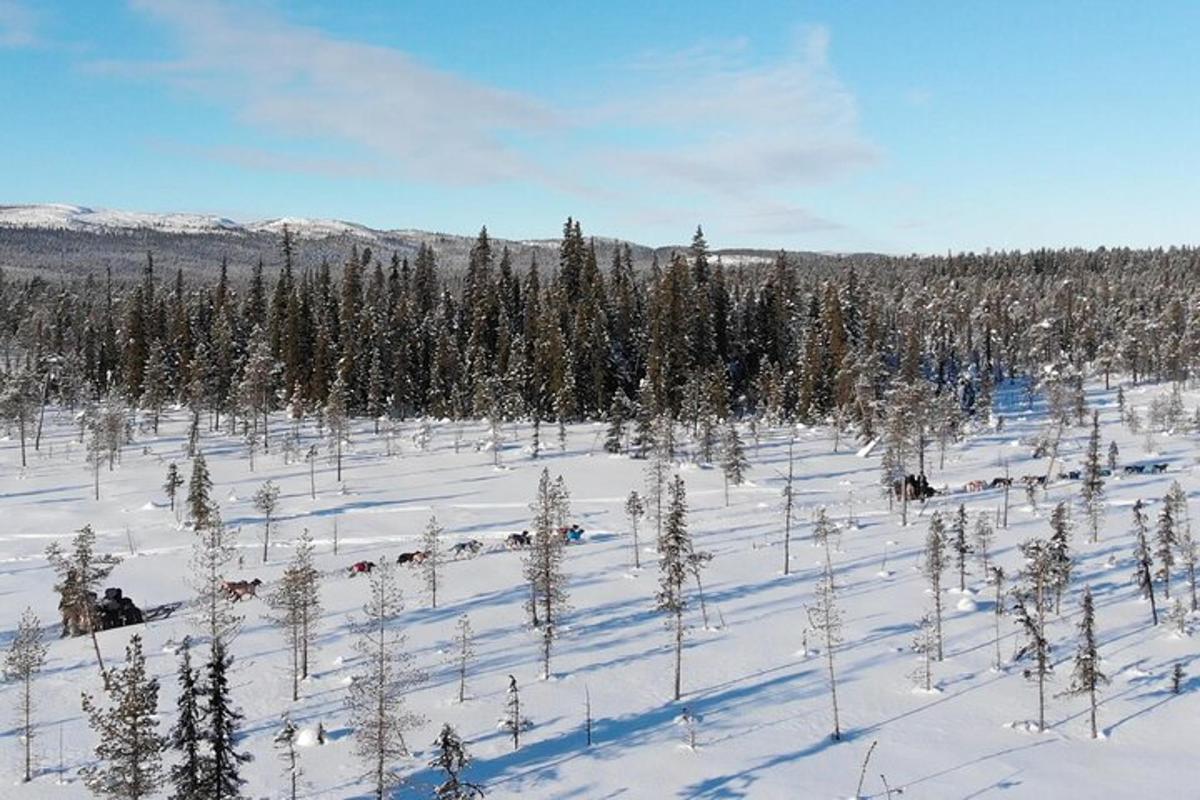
[18,412,27,468]
[633,522,643,573]
[673,608,683,701]
[1089,684,1098,739]
[34,375,50,451]
[825,621,841,740]
[933,581,943,661]
[22,677,31,782]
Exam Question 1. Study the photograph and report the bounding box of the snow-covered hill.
[0,204,244,235]
[0,381,1196,799]
[0,204,387,240]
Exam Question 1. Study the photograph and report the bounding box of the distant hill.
[0,203,792,283]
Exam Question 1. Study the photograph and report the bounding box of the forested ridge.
[2,218,1198,440]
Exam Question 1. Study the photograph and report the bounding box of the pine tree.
[429,724,485,799]
[657,474,696,701]
[1081,411,1106,542]
[1059,587,1108,739]
[348,562,425,798]
[1107,440,1119,473]
[253,479,280,563]
[199,638,252,800]
[624,490,646,569]
[922,512,947,661]
[167,638,203,800]
[80,635,166,800]
[4,608,46,783]
[422,515,445,609]
[1131,500,1159,625]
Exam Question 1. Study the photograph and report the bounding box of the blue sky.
[1,1,1197,253]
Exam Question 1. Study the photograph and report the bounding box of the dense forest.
[1,219,1197,446]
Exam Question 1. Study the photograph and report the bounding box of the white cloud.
[0,0,36,48]
[596,26,877,194]
[110,0,562,185]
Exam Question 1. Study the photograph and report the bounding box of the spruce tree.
[657,474,696,701]
[187,453,214,530]
[922,512,947,661]
[1156,498,1177,600]
[1048,502,1073,614]
[164,462,183,516]
[501,675,529,751]
[1060,587,1108,739]
[624,490,646,569]
[273,716,301,800]
[199,638,252,800]
[950,503,972,592]
[1013,538,1054,731]
[167,638,203,800]
[80,635,166,800]
[429,724,485,799]
[1081,411,1106,542]
[1131,500,1159,625]
[719,421,750,507]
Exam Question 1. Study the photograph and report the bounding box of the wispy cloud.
[0,0,36,48]
[600,26,877,195]
[97,1,877,241]
[102,0,562,185]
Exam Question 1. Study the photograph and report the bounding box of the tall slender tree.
[4,608,46,783]
[1060,587,1108,739]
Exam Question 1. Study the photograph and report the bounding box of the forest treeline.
[1,219,1198,442]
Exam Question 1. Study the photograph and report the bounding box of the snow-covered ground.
[0,381,1196,799]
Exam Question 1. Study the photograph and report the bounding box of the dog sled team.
[347,525,587,577]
